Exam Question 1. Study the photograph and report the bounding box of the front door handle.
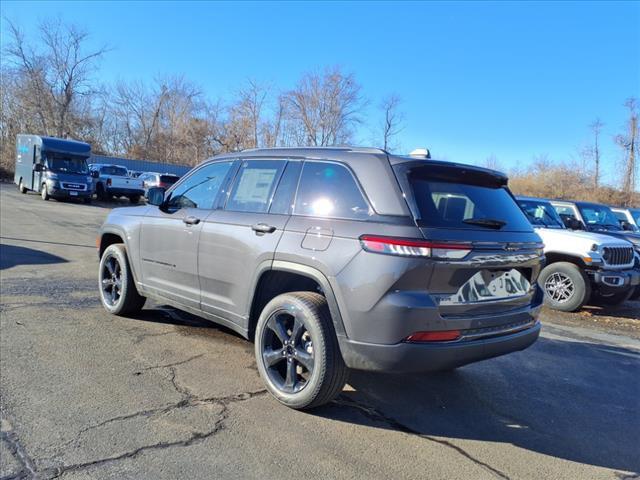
[251,223,276,234]
[183,215,201,225]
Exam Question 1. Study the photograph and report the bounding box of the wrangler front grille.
[602,246,634,266]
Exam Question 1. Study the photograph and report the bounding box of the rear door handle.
[183,215,201,225]
[251,223,276,234]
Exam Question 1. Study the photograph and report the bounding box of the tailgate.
[421,229,543,316]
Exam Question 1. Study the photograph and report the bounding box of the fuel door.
[301,226,334,251]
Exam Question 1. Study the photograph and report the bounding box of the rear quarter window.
[294,161,372,220]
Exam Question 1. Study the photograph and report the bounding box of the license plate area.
[440,269,531,305]
[70,191,78,196]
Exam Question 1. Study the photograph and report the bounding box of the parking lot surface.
[1,183,639,480]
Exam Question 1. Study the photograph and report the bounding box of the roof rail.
[240,146,388,154]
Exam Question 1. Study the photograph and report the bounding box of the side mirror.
[621,220,635,231]
[90,170,99,179]
[33,163,44,172]
[568,218,584,230]
[147,187,166,206]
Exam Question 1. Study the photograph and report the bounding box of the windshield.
[46,156,88,174]
[100,166,128,176]
[394,164,532,232]
[577,204,622,231]
[518,200,565,229]
[630,209,640,225]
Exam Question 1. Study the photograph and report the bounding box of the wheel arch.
[247,261,346,341]
[543,251,588,269]
[98,227,142,286]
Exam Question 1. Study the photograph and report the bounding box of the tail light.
[359,235,472,259]
[106,178,112,186]
[405,330,461,342]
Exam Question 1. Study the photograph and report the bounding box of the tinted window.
[168,161,233,210]
[226,160,285,213]
[100,166,128,176]
[294,162,371,219]
[395,165,531,231]
[270,161,302,215]
[553,205,577,218]
[160,175,179,185]
[518,200,564,229]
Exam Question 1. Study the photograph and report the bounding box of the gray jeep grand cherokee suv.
[97,147,544,409]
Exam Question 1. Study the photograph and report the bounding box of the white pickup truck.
[89,164,144,203]
[517,197,639,311]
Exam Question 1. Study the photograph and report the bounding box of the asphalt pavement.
[1,183,639,480]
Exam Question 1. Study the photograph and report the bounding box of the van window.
[168,161,234,210]
[226,160,286,213]
[294,162,372,219]
[394,163,532,231]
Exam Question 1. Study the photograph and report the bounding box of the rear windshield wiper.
[462,217,507,229]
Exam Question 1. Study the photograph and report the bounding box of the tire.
[593,288,634,306]
[538,262,590,312]
[98,244,146,315]
[255,292,348,410]
[96,183,105,201]
[83,197,92,204]
[41,183,50,201]
[129,195,140,204]
[18,179,27,194]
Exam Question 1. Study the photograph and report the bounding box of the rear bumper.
[339,320,541,373]
[107,187,144,197]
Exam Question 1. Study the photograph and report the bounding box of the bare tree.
[284,66,364,146]
[616,98,638,206]
[4,18,108,138]
[482,154,502,171]
[589,118,604,188]
[379,94,404,151]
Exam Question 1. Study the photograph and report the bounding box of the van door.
[139,160,235,308]
[198,159,294,329]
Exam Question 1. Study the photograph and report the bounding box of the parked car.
[15,134,94,203]
[139,172,180,196]
[551,199,640,301]
[517,197,638,310]
[97,147,545,409]
[88,163,144,203]
[611,207,640,232]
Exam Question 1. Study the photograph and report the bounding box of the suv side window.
[294,161,372,220]
[269,161,302,215]
[168,161,234,210]
[225,160,286,213]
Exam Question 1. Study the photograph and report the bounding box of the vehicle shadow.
[0,243,68,270]
[132,305,248,342]
[311,337,640,473]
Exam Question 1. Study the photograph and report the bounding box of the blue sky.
[2,1,639,184]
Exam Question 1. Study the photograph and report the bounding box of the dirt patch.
[541,300,640,339]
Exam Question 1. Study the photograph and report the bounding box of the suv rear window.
[394,163,532,232]
[160,175,179,184]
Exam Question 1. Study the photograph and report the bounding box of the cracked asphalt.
[1,183,639,480]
